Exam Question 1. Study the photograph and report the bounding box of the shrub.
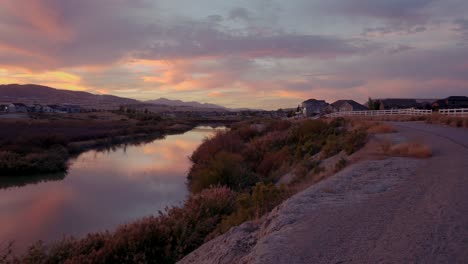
[294,120,328,140]
[321,135,343,158]
[335,157,348,172]
[212,183,290,237]
[292,160,321,183]
[388,142,432,158]
[7,187,235,264]
[256,147,290,177]
[343,129,368,155]
[367,123,397,134]
[189,152,257,193]
[190,131,243,165]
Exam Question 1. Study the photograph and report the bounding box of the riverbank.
[180,121,467,263]
[0,112,198,176]
[2,118,386,263]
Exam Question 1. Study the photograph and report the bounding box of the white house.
[7,103,28,113]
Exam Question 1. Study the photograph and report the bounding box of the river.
[0,126,222,250]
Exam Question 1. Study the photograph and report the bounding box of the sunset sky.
[0,0,467,109]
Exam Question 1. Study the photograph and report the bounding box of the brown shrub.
[190,131,244,165]
[387,142,432,158]
[4,186,235,264]
[367,123,397,134]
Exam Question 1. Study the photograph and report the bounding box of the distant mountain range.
[0,84,232,111]
[145,98,226,110]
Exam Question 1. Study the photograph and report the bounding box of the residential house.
[301,99,329,116]
[48,105,67,113]
[0,104,8,112]
[62,104,81,113]
[42,105,53,113]
[31,104,44,113]
[432,96,468,109]
[329,100,368,112]
[7,103,28,113]
[378,99,419,110]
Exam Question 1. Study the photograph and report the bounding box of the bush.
[387,142,432,158]
[367,123,397,134]
[335,157,348,172]
[6,187,235,264]
[212,183,290,237]
[343,129,368,155]
[189,152,258,193]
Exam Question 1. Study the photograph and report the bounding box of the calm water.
[0,126,222,250]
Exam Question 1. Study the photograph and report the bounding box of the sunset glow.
[0,0,467,109]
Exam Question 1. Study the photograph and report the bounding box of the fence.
[438,108,468,116]
[324,108,468,118]
[324,108,432,118]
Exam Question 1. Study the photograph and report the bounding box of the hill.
[0,84,139,109]
[145,98,226,110]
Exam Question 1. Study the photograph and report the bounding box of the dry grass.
[425,114,468,128]
[342,114,468,129]
[381,141,432,158]
[367,123,397,134]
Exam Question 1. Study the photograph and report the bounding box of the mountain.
[145,98,226,110]
[0,84,255,111]
[0,84,140,109]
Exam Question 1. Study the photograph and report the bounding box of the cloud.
[323,0,437,21]
[138,19,378,60]
[228,7,252,21]
[0,0,158,69]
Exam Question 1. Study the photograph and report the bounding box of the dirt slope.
[179,122,468,264]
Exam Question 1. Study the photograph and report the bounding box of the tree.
[367,97,380,110]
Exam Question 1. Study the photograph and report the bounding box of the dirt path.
[180,122,468,264]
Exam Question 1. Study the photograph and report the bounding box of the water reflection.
[0,126,223,251]
[0,172,66,190]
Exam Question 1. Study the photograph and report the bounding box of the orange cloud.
[1,0,73,41]
[0,68,88,91]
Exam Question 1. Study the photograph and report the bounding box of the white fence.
[324,108,432,118]
[324,108,468,118]
[438,108,468,116]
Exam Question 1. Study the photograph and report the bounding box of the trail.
[180,122,468,264]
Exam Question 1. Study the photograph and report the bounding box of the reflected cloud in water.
[0,126,223,251]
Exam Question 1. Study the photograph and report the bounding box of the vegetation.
[425,114,468,128]
[0,112,195,176]
[344,114,468,129]
[1,186,235,264]
[381,141,432,158]
[2,118,370,263]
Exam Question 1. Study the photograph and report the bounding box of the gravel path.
[179,122,468,264]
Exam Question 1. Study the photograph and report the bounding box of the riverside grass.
[2,118,371,264]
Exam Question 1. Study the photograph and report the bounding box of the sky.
[0,0,467,109]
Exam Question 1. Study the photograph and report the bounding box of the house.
[301,99,329,116]
[0,104,8,112]
[432,96,468,109]
[62,104,81,113]
[330,100,368,112]
[31,104,44,113]
[378,99,419,110]
[42,105,53,113]
[7,103,28,113]
[48,104,67,113]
